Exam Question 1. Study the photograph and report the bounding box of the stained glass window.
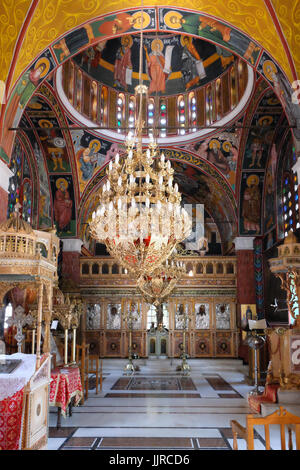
[177,95,185,135]
[147,97,155,139]
[159,99,167,137]
[206,84,212,125]
[282,148,299,237]
[116,93,125,133]
[188,92,197,132]
[7,139,33,223]
[100,86,108,127]
[128,95,136,131]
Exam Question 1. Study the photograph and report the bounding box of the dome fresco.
[73,33,237,96]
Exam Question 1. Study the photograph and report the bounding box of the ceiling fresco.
[2,1,298,93]
[1,4,299,162]
[73,32,236,96]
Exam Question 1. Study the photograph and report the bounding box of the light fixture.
[137,256,185,306]
[89,11,192,278]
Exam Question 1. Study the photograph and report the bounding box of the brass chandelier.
[90,15,192,277]
[137,255,186,306]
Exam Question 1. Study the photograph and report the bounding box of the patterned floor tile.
[105,392,201,398]
[197,437,228,448]
[98,437,194,449]
[62,437,97,448]
[49,427,77,438]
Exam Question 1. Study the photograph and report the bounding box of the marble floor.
[47,358,296,452]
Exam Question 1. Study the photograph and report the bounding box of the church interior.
[1,0,300,452]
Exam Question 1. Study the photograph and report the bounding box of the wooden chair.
[231,406,300,450]
[76,343,89,404]
[88,354,100,394]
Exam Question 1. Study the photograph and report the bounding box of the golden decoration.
[89,139,101,152]
[257,115,273,126]
[150,38,164,53]
[28,100,42,110]
[55,177,68,189]
[180,35,192,47]
[38,119,53,128]
[34,57,50,78]
[222,141,232,152]
[0,0,32,83]
[121,35,133,48]
[209,139,221,149]
[271,0,300,83]
[246,174,259,187]
[131,11,151,29]
[164,11,184,29]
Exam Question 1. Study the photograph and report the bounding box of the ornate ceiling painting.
[73,32,237,96]
[1,2,299,253]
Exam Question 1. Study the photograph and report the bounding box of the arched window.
[196,263,203,274]
[186,262,193,276]
[206,263,213,274]
[100,86,108,127]
[188,92,197,132]
[92,263,99,274]
[128,95,136,131]
[116,93,125,133]
[75,68,82,112]
[230,63,237,110]
[7,142,33,224]
[159,99,167,137]
[215,78,222,120]
[112,264,119,274]
[226,263,234,274]
[82,263,89,275]
[217,263,223,274]
[91,81,98,122]
[102,263,109,274]
[36,242,47,258]
[83,73,91,117]
[147,97,155,139]
[21,180,32,223]
[206,84,213,125]
[177,95,185,135]
[282,171,299,236]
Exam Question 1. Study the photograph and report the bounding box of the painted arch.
[0,6,298,162]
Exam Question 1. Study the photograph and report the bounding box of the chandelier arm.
[89,0,192,279]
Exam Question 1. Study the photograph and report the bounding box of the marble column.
[61,239,83,287]
[234,237,256,363]
[0,159,13,223]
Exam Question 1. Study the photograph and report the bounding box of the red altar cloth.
[0,388,24,450]
[49,366,82,417]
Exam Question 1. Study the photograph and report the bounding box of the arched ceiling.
[1,2,298,255]
[0,0,299,96]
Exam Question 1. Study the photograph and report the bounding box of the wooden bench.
[231,406,300,450]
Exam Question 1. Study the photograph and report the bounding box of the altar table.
[0,353,36,450]
[49,366,82,427]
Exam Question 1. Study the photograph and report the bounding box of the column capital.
[0,159,13,192]
[62,238,83,253]
[234,237,255,250]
